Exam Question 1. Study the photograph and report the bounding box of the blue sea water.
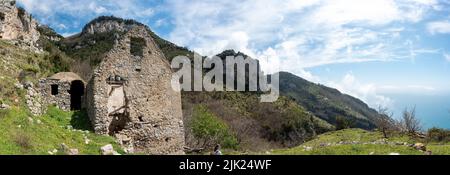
[385,94,450,129]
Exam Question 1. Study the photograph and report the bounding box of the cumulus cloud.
[327,73,393,108]
[164,0,439,71]
[161,0,443,107]
[427,21,450,34]
[17,0,159,33]
[325,72,441,109]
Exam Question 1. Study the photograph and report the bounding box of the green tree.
[190,105,238,149]
[335,116,355,130]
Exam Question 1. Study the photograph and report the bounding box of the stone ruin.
[0,0,41,50]
[38,72,85,111]
[34,24,185,155]
[2,1,185,154]
[86,26,184,154]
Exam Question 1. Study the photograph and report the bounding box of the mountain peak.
[81,16,148,35]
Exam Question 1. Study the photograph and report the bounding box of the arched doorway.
[70,80,84,110]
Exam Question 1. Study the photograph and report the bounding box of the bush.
[38,38,72,73]
[335,116,355,130]
[13,132,33,150]
[427,127,450,142]
[190,105,238,149]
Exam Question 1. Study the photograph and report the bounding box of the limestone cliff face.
[84,19,185,154]
[83,21,133,35]
[0,0,40,50]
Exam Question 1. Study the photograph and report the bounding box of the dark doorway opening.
[70,80,84,110]
[0,13,5,21]
[108,112,131,136]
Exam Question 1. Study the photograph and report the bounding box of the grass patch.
[270,129,449,155]
[0,106,122,155]
[272,144,422,155]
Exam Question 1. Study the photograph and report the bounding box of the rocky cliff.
[0,0,40,50]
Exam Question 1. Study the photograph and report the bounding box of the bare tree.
[375,106,398,138]
[401,106,422,135]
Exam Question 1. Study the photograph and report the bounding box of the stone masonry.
[38,72,85,112]
[85,24,185,154]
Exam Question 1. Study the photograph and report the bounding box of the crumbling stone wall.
[34,72,86,115]
[0,0,41,50]
[39,79,72,111]
[86,26,185,155]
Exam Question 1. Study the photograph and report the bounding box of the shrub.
[401,106,422,135]
[190,105,238,149]
[335,116,355,130]
[427,127,450,142]
[13,132,33,150]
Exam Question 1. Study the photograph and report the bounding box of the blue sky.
[17,0,450,127]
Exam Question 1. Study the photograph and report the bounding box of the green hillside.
[279,72,379,129]
[271,129,449,155]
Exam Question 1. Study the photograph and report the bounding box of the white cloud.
[61,32,78,37]
[161,0,442,107]
[444,53,450,62]
[165,0,439,73]
[17,0,157,31]
[427,21,450,34]
[327,73,393,108]
[88,2,107,14]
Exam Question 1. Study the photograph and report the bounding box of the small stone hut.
[39,72,86,111]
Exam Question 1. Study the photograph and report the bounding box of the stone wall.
[0,0,40,50]
[38,79,72,111]
[24,81,44,116]
[34,74,86,115]
[86,26,185,155]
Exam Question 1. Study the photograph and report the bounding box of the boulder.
[413,143,426,151]
[0,103,10,110]
[68,149,79,155]
[101,144,120,155]
[303,146,313,151]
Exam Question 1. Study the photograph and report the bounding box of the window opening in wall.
[130,37,146,57]
[51,84,59,95]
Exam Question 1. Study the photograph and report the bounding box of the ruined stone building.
[38,72,85,111]
[1,1,185,154]
[0,2,185,154]
[35,23,186,154]
[83,23,185,155]
[0,0,40,50]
